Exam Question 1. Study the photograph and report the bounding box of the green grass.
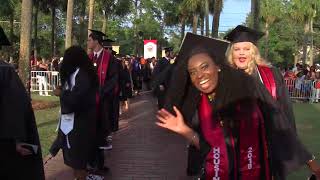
[288,103,320,179]
[32,95,320,178]
[31,93,58,102]
[32,94,60,157]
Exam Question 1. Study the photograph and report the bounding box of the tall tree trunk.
[33,2,39,61]
[180,16,185,42]
[9,13,14,62]
[79,0,86,48]
[309,17,314,65]
[133,0,138,56]
[101,10,108,34]
[65,0,74,49]
[251,0,260,30]
[9,14,14,43]
[264,22,269,59]
[19,0,33,90]
[212,0,222,38]
[88,0,95,45]
[302,20,310,64]
[200,16,204,35]
[51,6,56,57]
[192,14,198,34]
[205,0,209,36]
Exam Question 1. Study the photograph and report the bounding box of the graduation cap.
[88,29,107,44]
[177,32,229,63]
[102,38,115,48]
[223,25,264,44]
[164,47,173,53]
[0,26,11,47]
[88,29,106,38]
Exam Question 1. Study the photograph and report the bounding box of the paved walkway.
[45,92,195,180]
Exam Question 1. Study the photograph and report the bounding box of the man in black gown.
[102,39,121,134]
[152,47,174,109]
[0,26,45,180]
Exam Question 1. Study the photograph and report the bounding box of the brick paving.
[45,92,195,180]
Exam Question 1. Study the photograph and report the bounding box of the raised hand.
[156,106,189,135]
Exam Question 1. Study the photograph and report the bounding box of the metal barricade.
[30,71,60,95]
[284,79,320,102]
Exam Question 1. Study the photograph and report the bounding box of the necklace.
[208,94,214,102]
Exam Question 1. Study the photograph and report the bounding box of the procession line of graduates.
[157,26,320,180]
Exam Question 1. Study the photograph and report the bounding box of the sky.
[216,0,251,32]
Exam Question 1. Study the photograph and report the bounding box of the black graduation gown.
[97,56,119,143]
[0,60,45,180]
[253,67,312,179]
[152,57,174,108]
[165,66,312,180]
[131,61,142,91]
[50,69,96,169]
[110,58,121,132]
[119,66,132,101]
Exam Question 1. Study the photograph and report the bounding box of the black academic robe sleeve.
[152,59,167,82]
[100,57,119,99]
[0,63,28,140]
[253,76,312,180]
[271,68,312,180]
[0,61,45,180]
[272,67,297,131]
[60,69,93,114]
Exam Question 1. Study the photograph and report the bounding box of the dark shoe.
[99,141,112,150]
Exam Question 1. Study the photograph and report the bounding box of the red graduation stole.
[89,50,111,106]
[199,94,229,180]
[257,66,277,99]
[199,94,271,180]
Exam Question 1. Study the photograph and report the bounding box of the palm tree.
[204,0,210,36]
[212,0,223,38]
[290,0,319,64]
[88,0,95,38]
[182,0,203,34]
[33,0,40,61]
[260,0,283,59]
[65,0,74,49]
[47,0,65,57]
[251,0,260,30]
[78,0,87,48]
[19,0,33,88]
[97,0,132,34]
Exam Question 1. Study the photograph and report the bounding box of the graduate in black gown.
[102,39,121,133]
[159,33,319,180]
[119,59,132,111]
[224,25,320,179]
[152,47,175,109]
[87,30,119,172]
[132,57,142,94]
[0,26,45,180]
[50,46,98,180]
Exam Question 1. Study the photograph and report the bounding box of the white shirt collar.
[94,48,104,57]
